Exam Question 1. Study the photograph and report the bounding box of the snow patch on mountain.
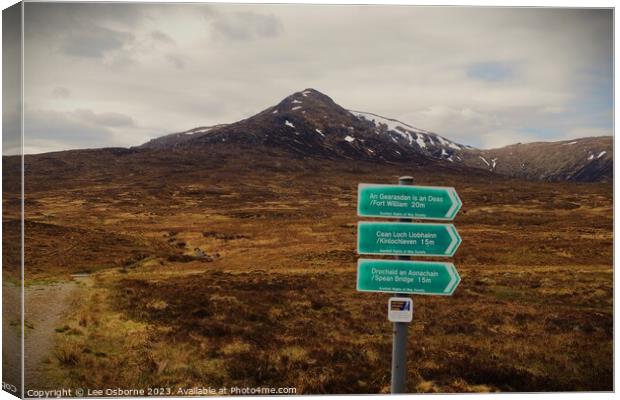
[351,110,432,135]
[349,110,466,157]
[436,135,462,150]
[394,129,414,145]
[187,128,212,135]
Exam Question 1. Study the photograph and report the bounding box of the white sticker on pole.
[388,297,413,323]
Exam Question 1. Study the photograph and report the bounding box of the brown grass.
[5,151,613,393]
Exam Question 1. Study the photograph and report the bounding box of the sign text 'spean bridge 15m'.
[357,259,461,295]
[357,184,462,220]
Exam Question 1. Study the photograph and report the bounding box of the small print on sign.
[388,297,413,323]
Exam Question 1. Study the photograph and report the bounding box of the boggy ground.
[3,148,613,393]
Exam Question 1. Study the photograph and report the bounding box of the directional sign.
[358,184,461,220]
[357,221,461,257]
[357,259,461,295]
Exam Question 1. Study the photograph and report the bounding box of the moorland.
[2,144,613,393]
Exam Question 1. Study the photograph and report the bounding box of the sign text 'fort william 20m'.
[357,184,462,220]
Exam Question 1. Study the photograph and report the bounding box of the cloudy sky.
[11,3,614,153]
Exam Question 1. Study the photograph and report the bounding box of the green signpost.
[357,184,461,220]
[355,177,463,394]
[357,221,461,257]
[357,259,461,295]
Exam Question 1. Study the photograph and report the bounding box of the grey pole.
[391,175,414,394]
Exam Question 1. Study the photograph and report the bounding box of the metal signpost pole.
[391,176,413,394]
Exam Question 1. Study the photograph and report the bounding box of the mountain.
[458,137,613,182]
[137,88,612,182]
[137,89,468,163]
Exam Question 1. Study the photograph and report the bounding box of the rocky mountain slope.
[140,125,229,150]
[460,137,613,182]
[137,89,612,182]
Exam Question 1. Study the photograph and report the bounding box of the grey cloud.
[62,26,134,59]
[23,108,135,152]
[166,54,185,69]
[24,2,145,32]
[151,30,175,44]
[466,62,515,82]
[25,109,116,148]
[210,11,283,40]
[25,2,144,62]
[52,87,71,99]
[3,2,22,155]
[3,108,21,156]
[72,109,134,127]
[21,5,612,153]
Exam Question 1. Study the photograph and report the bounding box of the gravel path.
[3,277,90,392]
[24,280,81,390]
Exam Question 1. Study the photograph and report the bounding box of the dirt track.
[22,278,88,390]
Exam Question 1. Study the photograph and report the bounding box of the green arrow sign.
[357,221,461,257]
[357,184,461,220]
[357,259,461,295]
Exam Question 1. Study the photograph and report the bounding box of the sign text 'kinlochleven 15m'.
[357,221,461,257]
